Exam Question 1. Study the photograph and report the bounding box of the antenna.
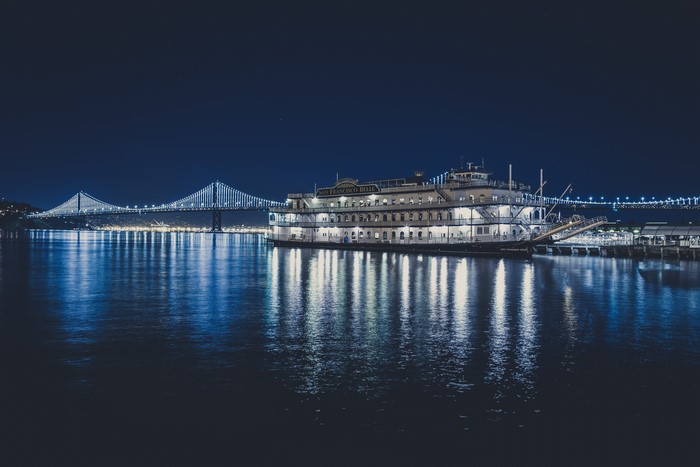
[460,155,464,170]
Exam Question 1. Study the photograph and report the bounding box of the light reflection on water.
[3,230,700,453]
[13,232,700,382]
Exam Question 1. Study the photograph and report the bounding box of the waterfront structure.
[26,181,285,232]
[268,164,585,257]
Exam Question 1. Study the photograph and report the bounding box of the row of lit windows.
[319,229,490,240]
[322,211,455,223]
[329,196,442,208]
[323,194,521,208]
[321,230,433,240]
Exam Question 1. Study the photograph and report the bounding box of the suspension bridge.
[27,181,285,231]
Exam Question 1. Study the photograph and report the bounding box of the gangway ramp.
[533,215,608,243]
[553,216,608,242]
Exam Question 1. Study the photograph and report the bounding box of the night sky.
[2,1,699,210]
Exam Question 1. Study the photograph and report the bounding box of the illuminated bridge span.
[28,181,285,231]
[529,195,700,210]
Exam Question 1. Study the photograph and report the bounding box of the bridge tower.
[76,192,88,229]
[211,181,222,232]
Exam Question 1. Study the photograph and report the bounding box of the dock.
[535,244,700,260]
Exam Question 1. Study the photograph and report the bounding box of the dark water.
[2,231,700,465]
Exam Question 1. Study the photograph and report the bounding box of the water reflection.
[515,263,537,396]
[8,232,700,423]
[485,259,509,395]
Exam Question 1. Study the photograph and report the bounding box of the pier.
[536,244,700,260]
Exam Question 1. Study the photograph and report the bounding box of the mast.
[539,169,544,227]
[509,164,512,201]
